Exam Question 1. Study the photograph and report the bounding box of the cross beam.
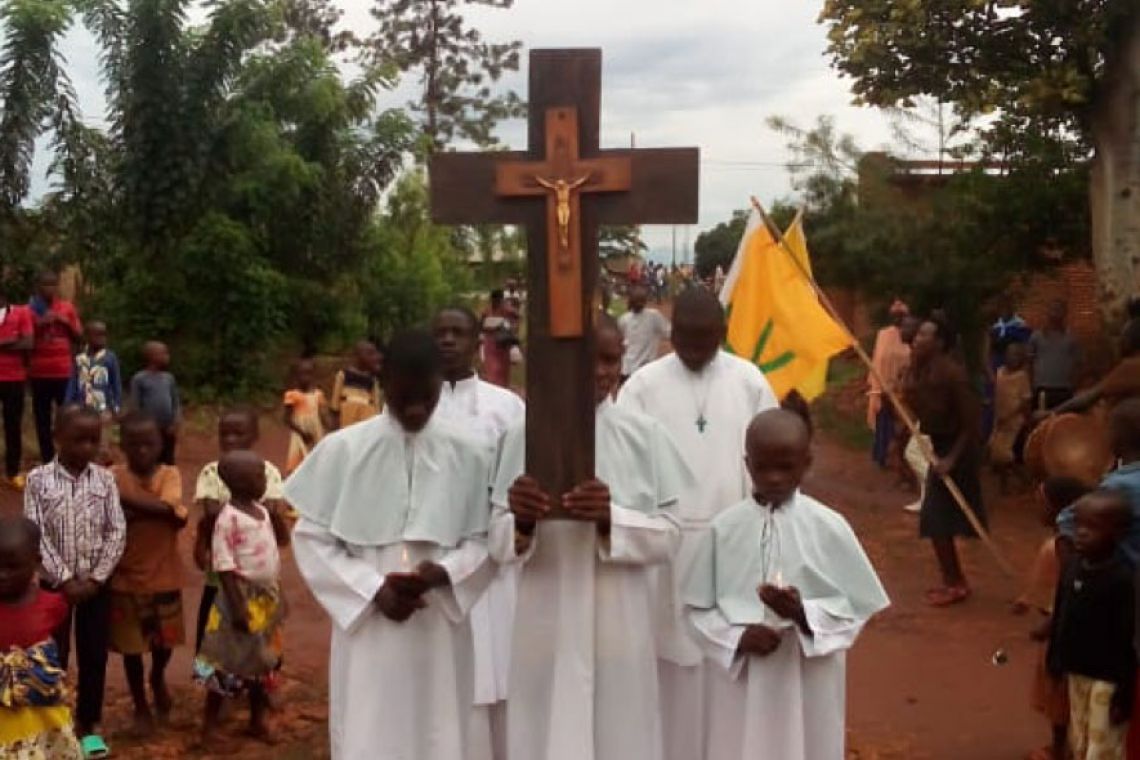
[430,48,699,514]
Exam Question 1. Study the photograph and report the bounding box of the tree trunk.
[1089,9,1140,325]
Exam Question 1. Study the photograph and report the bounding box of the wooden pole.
[749,197,1016,579]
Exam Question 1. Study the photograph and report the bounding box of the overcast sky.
[40,0,921,262]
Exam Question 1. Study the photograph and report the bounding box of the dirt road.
[1,415,1048,759]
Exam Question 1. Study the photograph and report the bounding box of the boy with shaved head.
[618,286,777,760]
[684,409,889,760]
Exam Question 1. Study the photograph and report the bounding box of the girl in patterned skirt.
[0,516,82,760]
[194,450,290,748]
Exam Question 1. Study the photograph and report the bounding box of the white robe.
[618,351,777,760]
[490,399,691,760]
[683,492,890,760]
[435,377,525,760]
[286,413,496,760]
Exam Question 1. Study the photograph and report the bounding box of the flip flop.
[80,734,110,759]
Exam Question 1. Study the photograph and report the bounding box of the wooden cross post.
[430,48,699,514]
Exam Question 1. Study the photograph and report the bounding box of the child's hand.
[385,571,432,599]
[738,624,781,657]
[758,584,805,622]
[562,479,611,524]
[508,476,551,526]
[375,584,426,622]
[415,561,450,590]
[61,578,88,605]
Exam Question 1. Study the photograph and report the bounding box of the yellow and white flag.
[718,205,850,401]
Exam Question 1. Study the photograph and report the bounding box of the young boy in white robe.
[684,408,889,760]
[432,306,525,760]
[491,315,691,760]
[287,329,495,760]
[618,287,778,760]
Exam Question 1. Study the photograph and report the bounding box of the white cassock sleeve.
[598,504,681,566]
[796,601,866,658]
[292,517,384,634]
[687,606,749,679]
[431,537,494,624]
[488,505,538,564]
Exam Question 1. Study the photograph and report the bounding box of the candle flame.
[775,570,784,587]
[402,545,410,570]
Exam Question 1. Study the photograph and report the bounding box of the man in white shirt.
[433,306,525,760]
[619,287,778,760]
[287,329,495,760]
[618,285,671,380]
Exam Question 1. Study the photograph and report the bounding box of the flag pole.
[749,197,1015,579]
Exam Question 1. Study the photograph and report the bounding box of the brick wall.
[1014,260,1114,377]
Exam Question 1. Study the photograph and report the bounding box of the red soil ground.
[1,412,1049,759]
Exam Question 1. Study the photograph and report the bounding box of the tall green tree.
[694,210,748,278]
[368,0,524,153]
[0,0,421,395]
[818,0,1139,322]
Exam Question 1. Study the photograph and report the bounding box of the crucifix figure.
[430,48,699,515]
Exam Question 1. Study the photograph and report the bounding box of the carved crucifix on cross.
[430,48,699,514]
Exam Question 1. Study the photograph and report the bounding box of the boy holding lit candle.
[683,408,889,760]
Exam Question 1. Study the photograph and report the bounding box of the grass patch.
[814,354,874,451]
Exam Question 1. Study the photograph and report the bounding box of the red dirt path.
[1,415,1047,759]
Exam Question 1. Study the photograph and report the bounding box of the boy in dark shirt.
[1049,489,1135,760]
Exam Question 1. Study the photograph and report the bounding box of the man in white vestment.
[287,329,495,760]
[433,307,525,760]
[618,287,777,760]
[684,409,889,760]
[491,316,692,760]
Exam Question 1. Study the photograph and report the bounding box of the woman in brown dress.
[904,316,986,606]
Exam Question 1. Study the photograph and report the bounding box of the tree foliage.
[817,0,1139,320]
[760,116,1088,364]
[0,0,482,397]
[368,0,524,153]
[694,211,748,279]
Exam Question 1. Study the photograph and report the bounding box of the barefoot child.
[1014,476,1090,760]
[330,341,383,429]
[128,341,181,465]
[23,407,125,757]
[1048,489,1135,760]
[193,408,286,652]
[283,358,330,474]
[110,412,188,732]
[0,516,83,759]
[683,408,889,760]
[195,450,290,746]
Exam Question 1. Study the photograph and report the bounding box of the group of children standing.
[1019,397,1140,760]
[1,406,291,758]
[0,330,386,758]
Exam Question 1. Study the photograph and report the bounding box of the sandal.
[925,585,970,607]
[80,734,111,759]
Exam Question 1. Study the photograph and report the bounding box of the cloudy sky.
[42,0,920,262]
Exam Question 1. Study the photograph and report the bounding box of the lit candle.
[402,545,410,570]
[774,570,784,587]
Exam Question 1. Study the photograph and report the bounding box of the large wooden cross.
[430,48,699,512]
